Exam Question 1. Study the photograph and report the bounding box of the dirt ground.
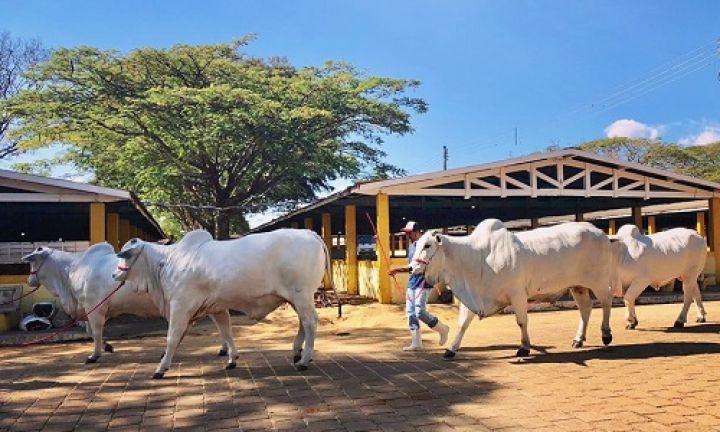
[1,300,720,431]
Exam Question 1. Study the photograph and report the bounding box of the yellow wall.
[0,276,56,332]
[331,259,347,292]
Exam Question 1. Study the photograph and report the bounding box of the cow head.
[410,231,444,283]
[113,238,144,282]
[22,246,53,288]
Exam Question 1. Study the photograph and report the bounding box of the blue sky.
[2,1,719,224]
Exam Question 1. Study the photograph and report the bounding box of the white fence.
[0,241,90,264]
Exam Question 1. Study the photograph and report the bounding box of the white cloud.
[679,126,720,146]
[604,119,664,140]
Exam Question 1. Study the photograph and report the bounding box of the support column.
[709,199,720,282]
[530,218,539,229]
[321,213,332,289]
[129,224,138,239]
[608,220,617,235]
[647,215,656,235]
[697,212,706,237]
[575,213,584,222]
[89,202,106,245]
[304,217,313,231]
[376,193,392,304]
[106,213,120,251]
[118,219,130,247]
[632,206,643,231]
[345,205,358,295]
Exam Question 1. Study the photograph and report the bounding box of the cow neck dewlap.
[46,251,81,316]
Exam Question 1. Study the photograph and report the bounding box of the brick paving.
[1,300,719,431]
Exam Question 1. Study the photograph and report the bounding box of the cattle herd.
[22,219,708,379]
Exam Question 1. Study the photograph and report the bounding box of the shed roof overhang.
[0,169,166,240]
[251,149,720,234]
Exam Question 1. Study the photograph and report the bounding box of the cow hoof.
[697,317,707,323]
[225,362,236,370]
[217,348,228,357]
[516,348,530,357]
[104,343,114,353]
[160,352,165,360]
[295,364,308,371]
[673,321,685,329]
[625,321,637,330]
[571,340,583,349]
[152,372,165,379]
[85,357,98,364]
[293,354,302,364]
[443,349,456,359]
[602,334,613,346]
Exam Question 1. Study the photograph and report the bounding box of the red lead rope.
[18,280,127,346]
[0,286,40,307]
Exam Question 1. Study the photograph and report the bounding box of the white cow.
[612,225,707,329]
[410,219,615,359]
[112,228,336,379]
[22,243,236,364]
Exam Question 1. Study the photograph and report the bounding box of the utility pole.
[514,127,518,146]
[442,145,448,170]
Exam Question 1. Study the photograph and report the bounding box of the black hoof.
[152,372,165,379]
[295,364,308,371]
[217,348,228,357]
[85,357,98,364]
[697,317,707,323]
[602,334,613,346]
[673,321,685,329]
[225,362,236,370]
[571,340,583,349]
[104,343,114,353]
[443,349,456,359]
[516,348,530,357]
[625,321,637,330]
[160,352,165,360]
[292,354,302,364]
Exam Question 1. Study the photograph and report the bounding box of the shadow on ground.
[514,341,720,366]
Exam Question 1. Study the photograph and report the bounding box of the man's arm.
[388,265,412,276]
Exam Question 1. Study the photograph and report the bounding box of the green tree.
[577,137,720,182]
[5,38,426,238]
[0,32,49,159]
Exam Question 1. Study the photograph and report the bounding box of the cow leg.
[292,319,305,364]
[623,279,648,329]
[692,281,707,323]
[85,313,106,364]
[444,303,475,359]
[209,311,238,369]
[597,288,613,346]
[569,287,591,348]
[154,308,191,379]
[294,300,318,370]
[511,294,531,357]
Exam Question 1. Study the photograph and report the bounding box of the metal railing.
[0,241,90,264]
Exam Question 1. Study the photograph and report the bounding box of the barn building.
[252,149,720,303]
[0,169,164,331]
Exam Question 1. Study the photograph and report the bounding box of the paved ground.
[1,300,720,432]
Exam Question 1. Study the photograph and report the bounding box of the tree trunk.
[214,211,231,240]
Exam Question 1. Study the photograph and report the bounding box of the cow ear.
[117,249,133,259]
[435,234,443,245]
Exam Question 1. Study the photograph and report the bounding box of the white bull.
[612,225,707,329]
[112,228,335,379]
[410,219,615,359]
[22,243,236,364]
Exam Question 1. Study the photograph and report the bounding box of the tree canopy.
[0,32,49,159]
[5,38,426,238]
[577,137,720,182]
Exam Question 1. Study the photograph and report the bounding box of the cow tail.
[314,232,342,318]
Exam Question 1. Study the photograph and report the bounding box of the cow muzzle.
[27,273,40,288]
[112,267,128,282]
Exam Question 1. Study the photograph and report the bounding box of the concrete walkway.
[1,301,719,431]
